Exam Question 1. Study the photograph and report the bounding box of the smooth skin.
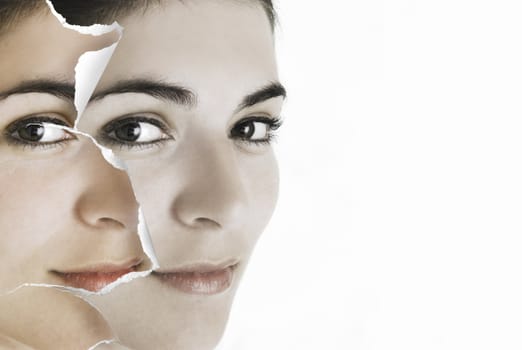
[79,0,283,349]
[0,7,147,348]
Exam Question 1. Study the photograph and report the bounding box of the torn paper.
[74,43,121,121]
[46,0,121,36]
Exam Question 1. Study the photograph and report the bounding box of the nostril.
[192,217,221,230]
[96,217,126,229]
[171,192,246,231]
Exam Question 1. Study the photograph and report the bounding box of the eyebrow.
[237,82,287,111]
[0,80,75,101]
[89,79,197,107]
[90,79,286,111]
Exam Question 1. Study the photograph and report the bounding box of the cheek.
[121,150,279,255]
[0,155,89,257]
[0,163,68,287]
[241,151,279,243]
[0,165,59,243]
[121,162,163,218]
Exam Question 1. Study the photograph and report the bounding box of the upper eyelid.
[3,118,76,150]
[102,115,158,127]
[231,115,283,130]
[97,115,175,149]
[233,115,280,123]
[98,114,281,142]
[229,116,282,144]
[101,114,171,133]
[4,116,70,134]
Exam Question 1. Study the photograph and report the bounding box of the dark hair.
[0,0,45,34]
[0,0,276,36]
[51,0,277,29]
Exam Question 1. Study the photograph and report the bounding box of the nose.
[74,139,139,231]
[172,139,247,231]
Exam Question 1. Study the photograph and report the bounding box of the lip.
[153,260,239,295]
[51,259,142,292]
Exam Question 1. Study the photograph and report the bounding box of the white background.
[221,1,522,349]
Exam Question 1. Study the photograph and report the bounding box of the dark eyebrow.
[0,80,75,101]
[89,79,197,107]
[237,82,287,111]
[89,79,285,112]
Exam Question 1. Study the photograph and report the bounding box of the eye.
[100,116,172,149]
[5,116,75,148]
[230,116,282,144]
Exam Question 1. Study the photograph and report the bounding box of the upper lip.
[153,259,240,274]
[52,258,144,274]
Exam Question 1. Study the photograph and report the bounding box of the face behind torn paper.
[1,0,283,348]
[71,0,284,349]
[0,3,151,347]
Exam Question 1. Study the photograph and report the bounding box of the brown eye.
[16,123,70,143]
[234,121,268,140]
[101,116,172,149]
[231,119,273,141]
[6,116,74,148]
[18,123,45,142]
[114,121,142,142]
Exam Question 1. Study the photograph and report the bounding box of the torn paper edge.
[62,126,128,171]
[138,208,160,268]
[28,1,160,293]
[60,129,160,271]
[88,339,120,350]
[59,5,161,275]
[1,285,120,349]
[46,0,122,36]
[0,3,161,348]
[3,266,150,298]
[46,0,124,125]
[74,44,120,121]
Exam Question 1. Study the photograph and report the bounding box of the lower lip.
[154,266,236,295]
[55,268,134,292]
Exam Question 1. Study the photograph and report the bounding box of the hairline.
[55,0,276,30]
[0,1,48,37]
[1,0,276,36]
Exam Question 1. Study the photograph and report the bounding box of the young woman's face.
[0,12,148,293]
[79,0,283,348]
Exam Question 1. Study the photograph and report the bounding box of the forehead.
[96,0,278,96]
[0,11,117,92]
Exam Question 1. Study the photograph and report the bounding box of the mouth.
[153,260,239,295]
[51,259,143,292]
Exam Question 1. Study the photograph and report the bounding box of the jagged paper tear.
[0,2,160,349]
[74,43,121,121]
[89,339,130,350]
[46,0,120,36]
[49,0,159,284]
[1,285,125,349]
[33,0,160,296]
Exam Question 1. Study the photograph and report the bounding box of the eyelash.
[99,115,173,150]
[229,116,283,146]
[98,115,283,150]
[4,116,73,150]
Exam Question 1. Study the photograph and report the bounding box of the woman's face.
[0,11,149,293]
[79,0,283,348]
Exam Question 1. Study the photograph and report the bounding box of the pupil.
[19,123,44,141]
[115,122,141,141]
[240,123,254,138]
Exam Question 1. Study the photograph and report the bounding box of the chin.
[87,271,241,350]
